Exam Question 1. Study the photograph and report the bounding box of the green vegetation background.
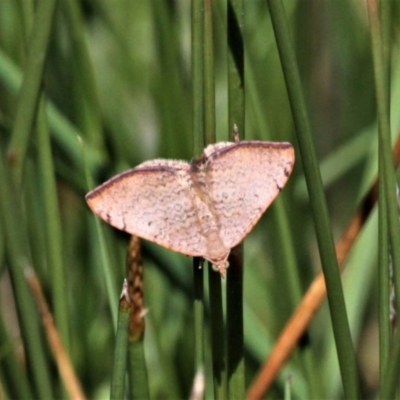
[0,0,399,399]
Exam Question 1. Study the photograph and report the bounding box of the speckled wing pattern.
[86,140,295,268]
[86,159,209,257]
[202,141,295,250]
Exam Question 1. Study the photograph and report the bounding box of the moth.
[86,141,295,276]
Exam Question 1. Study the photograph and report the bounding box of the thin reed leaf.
[208,266,227,399]
[61,0,103,147]
[7,0,57,185]
[192,0,205,384]
[226,1,245,398]
[24,161,48,279]
[377,157,391,383]
[0,201,4,268]
[127,339,149,400]
[226,245,244,399]
[377,0,391,385]
[15,0,34,38]
[36,99,70,350]
[204,0,227,397]
[204,0,216,146]
[150,1,191,158]
[227,0,244,135]
[368,0,400,311]
[81,137,118,329]
[267,0,359,398]
[368,0,400,396]
[193,257,205,378]
[110,281,131,400]
[192,0,205,153]
[382,326,400,399]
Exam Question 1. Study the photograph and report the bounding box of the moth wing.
[206,141,295,248]
[86,160,207,257]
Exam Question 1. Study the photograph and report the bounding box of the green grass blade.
[226,1,245,398]
[192,0,205,153]
[0,191,4,268]
[127,338,149,400]
[61,0,103,148]
[208,266,227,399]
[204,0,216,146]
[378,154,390,385]
[382,327,400,399]
[7,0,57,185]
[267,1,359,397]
[110,281,131,400]
[377,0,391,386]
[368,0,400,315]
[204,0,227,397]
[193,257,205,377]
[226,245,244,399]
[24,161,48,279]
[36,99,70,350]
[227,0,244,135]
[150,1,191,159]
[81,138,118,329]
[367,0,400,396]
[15,0,34,38]
[192,0,205,386]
